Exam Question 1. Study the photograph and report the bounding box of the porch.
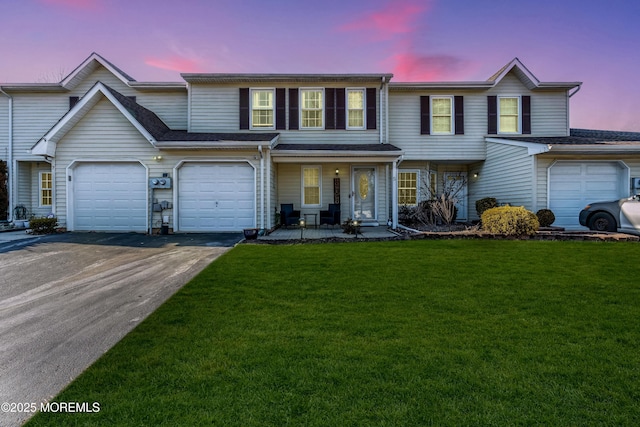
[259,225,400,241]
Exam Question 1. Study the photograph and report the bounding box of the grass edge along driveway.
[26,240,640,426]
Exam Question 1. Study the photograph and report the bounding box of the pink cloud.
[389,53,466,81]
[339,0,429,41]
[144,55,204,73]
[40,0,101,10]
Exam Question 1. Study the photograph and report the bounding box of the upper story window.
[488,95,530,135]
[300,89,324,129]
[420,95,464,135]
[347,89,365,129]
[499,96,520,133]
[431,96,453,134]
[251,89,274,129]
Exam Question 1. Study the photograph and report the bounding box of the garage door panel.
[73,163,147,232]
[178,163,255,232]
[549,162,623,229]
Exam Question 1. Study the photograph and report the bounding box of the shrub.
[29,217,58,234]
[536,209,556,227]
[481,206,539,236]
[475,197,498,217]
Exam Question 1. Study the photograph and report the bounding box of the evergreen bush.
[481,206,539,236]
[536,209,556,227]
[475,197,498,217]
[29,217,58,234]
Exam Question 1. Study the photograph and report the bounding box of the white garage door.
[178,163,255,232]
[73,162,147,232]
[549,161,625,229]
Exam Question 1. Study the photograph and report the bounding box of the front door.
[443,172,468,221]
[353,167,377,224]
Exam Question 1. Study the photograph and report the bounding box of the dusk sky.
[1,0,638,131]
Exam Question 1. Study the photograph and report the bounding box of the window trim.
[498,95,521,134]
[430,96,454,135]
[346,88,366,130]
[39,171,52,207]
[299,88,325,130]
[301,165,322,207]
[398,169,420,206]
[249,88,276,130]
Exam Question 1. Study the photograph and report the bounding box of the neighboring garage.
[71,162,147,232]
[548,161,628,229]
[177,162,255,232]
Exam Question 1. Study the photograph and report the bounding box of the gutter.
[0,87,13,221]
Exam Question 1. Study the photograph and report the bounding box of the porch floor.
[259,226,400,241]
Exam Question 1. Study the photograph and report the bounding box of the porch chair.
[280,204,301,227]
[320,203,341,227]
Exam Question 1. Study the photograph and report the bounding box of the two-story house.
[2,53,640,232]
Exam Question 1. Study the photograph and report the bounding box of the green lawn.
[27,240,640,426]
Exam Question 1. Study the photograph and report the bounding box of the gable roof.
[389,57,581,92]
[31,82,279,157]
[61,52,136,90]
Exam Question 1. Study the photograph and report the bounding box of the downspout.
[0,87,13,221]
[379,76,385,144]
[567,83,582,135]
[258,145,264,230]
[385,78,390,145]
[391,155,404,229]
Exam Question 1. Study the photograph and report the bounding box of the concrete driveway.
[0,232,242,426]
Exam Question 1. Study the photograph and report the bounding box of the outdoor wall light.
[473,172,479,178]
[335,168,339,176]
[153,155,163,162]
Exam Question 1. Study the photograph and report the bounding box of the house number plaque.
[334,178,340,204]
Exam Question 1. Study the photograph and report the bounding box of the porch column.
[392,158,399,229]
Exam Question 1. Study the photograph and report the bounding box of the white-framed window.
[300,89,324,129]
[347,88,365,129]
[40,171,52,206]
[251,88,275,129]
[302,165,321,207]
[498,96,520,134]
[398,170,419,206]
[431,96,453,134]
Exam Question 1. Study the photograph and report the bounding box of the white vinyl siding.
[469,141,535,220]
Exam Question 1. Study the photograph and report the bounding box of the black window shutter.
[420,96,430,135]
[522,95,531,134]
[336,88,346,130]
[366,88,376,130]
[487,96,497,134]
[69,96,80,109]
[289,88,299,130]
[239,88,249,130]
[454,96,464,135]
[325,88,336,130]
[276,88,286,130]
